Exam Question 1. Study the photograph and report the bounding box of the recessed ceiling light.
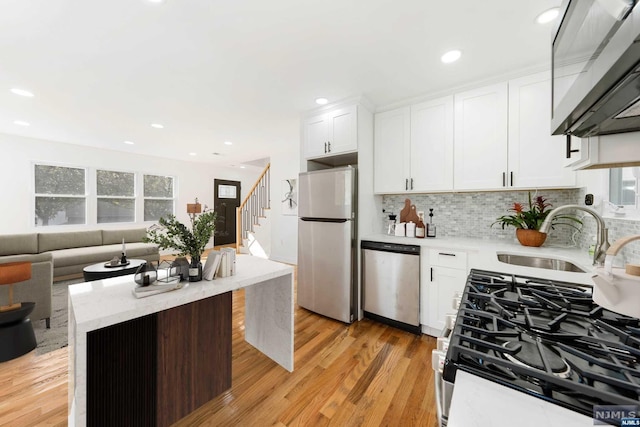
[315,97,328,105]
[189,152,197,156]
[148,0,164,3]
[150,123,164,129]
[10,88,34,97]
[441,50,462,64]
[123,140,135,145]
[240,165,246,169]
[536,8,559,24]
[13,120,30,126]
[224,141,233,145]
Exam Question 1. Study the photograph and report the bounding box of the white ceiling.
[0,0,561,167]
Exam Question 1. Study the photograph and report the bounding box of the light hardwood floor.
[0,278,439,426]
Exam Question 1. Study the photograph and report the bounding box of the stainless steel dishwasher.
[361,240,420,334]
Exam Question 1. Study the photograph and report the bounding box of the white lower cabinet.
[421,248,468,335]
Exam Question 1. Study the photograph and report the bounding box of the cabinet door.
[304,114,329,159]
[454,82,508,190]
[410,96,454,191]
[508,72,575,188]
[427,266,467,331]
[327,105,357,155]
[374,107,411,193]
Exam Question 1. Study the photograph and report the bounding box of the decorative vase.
[516,229,547,247]
[189,256,203,282]
[134,262,157,286]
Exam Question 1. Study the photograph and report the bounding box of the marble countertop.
[69,255,294,333]
[361,234,596,286]
[447,371,593,427]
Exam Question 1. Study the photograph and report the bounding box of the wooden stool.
[0,262,36,362]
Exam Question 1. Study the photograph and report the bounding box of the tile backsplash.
[381,189,640,265]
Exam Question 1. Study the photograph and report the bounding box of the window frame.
[33,162,88,227]
[31,163,177,228]
[142,173,176,223]
[607,167,640,219]
[96,168,137,224]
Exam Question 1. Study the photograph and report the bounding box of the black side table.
[0,302,37,362]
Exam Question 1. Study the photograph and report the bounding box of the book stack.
[202,248,237,281]
[221,247,236,277]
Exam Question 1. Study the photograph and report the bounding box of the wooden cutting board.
[399,199,411,223]
[406,204,421,224]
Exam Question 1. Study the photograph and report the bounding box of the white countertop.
[69,255,294,333]
[361,233,596,286]
[448,371,593,427]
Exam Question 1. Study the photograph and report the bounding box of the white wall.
[268,142,301,265]
[0,133,261,239]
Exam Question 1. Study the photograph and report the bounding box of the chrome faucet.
[539,205,610,266]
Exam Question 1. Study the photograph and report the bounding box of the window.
[34,164,86,226]
[609,167,639,208]
[143,174,174,221]
[97,170,135,223]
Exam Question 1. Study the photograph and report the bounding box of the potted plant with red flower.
[492,193,582,246]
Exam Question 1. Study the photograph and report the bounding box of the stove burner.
[502,341,571,379]
[445,269,640,418]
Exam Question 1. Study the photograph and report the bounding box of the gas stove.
[434,269,640,427]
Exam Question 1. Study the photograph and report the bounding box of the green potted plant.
[492,193,582,247]
[144,199,217,281]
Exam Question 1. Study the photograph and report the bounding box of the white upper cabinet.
[373,96,454,193]
[374,107,411,193]
[454,82,509,190]
[373,70,577,193]
[410,96,454,191]
[508,72,575,187]
[304,105,358,160]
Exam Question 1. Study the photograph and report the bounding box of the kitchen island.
[68,255,294,427]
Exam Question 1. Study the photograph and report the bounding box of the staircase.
[236,163,271,257]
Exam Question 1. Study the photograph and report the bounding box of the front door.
[213,179,241,246]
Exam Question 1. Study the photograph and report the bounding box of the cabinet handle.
[502,172,506,187]
[411,178,414,190]
[439,252,456,257]
[406,179,408,190]
[431,267,433,282]
[510,171,513,187]
[565,135,579,159]
[324,142,327,153]
[328,141,331,152]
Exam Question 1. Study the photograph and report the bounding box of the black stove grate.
[444,269,640,424]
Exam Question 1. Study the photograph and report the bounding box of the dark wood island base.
[86,292,232,426]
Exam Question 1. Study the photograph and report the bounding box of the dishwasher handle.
[361,240,420,255]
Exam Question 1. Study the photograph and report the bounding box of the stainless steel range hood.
[552,0,640,137]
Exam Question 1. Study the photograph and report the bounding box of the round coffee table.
[83,259,147,282]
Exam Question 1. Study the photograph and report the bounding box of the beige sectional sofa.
[0,228,159,327]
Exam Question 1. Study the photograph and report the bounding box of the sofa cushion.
[0,233,38,256]
[102,228,148,245]
[51,243,159,268]
[38,230,102,253]
[0,252,53,264]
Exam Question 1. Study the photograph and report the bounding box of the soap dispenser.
[416,212,426,238]
[427,209,436,238]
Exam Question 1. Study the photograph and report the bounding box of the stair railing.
[236,163,271,253]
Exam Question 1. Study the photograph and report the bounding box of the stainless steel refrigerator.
[297,166,356,323]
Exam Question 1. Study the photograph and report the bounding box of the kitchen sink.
[497,253,587,273]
